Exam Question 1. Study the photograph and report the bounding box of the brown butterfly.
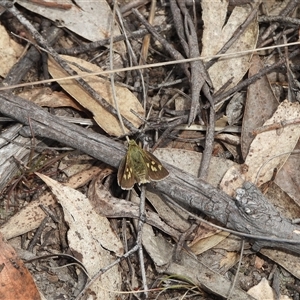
[117,140,169,190]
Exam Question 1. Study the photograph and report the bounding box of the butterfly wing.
[118,140,169,189]
[117,154,136,190]
[143,150,169,181]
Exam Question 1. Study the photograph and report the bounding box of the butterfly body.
[117,140,169,190]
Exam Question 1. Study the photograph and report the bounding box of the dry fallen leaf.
[189,230,230,255]
[48,55,144,136]
[18,87,84,111]
[0,233,41,300]
[274,140,300,206]
[16,0,124,45]
[220,100,300,193]
[155,148,236,186]
[0,166,102,240]
[36,172,123,300]
[219,251,239,270]
[247,277,291,300]
[261,247,300,281]
[247,278,274,300]
[201,0,259,92]
[0,25,24,77]
[245,100,300,186]
[254,256,265,269]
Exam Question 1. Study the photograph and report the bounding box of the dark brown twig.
[56,24,171,55]
[132,8,190,78]
[27,216,51,252]
[170,0,213,125]
[198,106,215,179]
[258,0,300,45]
[259,15,300,26]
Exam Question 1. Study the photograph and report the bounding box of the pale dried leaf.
[16,0,124,46]
[221,100,300,194]
[247,278,275,300]
[0,167,101,240]
[189,231,230,255]
[0,192,56,240]
[18,88,83,110]
[245,100,300,186]
[261,248,300,281]
[48,55,144,136]
[190,222,221,244]
[36,173,123,257]
[155,148,236,187]
[263,181,300,221]
[254,256,265,269]
[201,0,259,92]
[58,153,96,177]
[142,223,172,267]
[145,190,190,232]
[275,140,300,206]
[247,277,291,300]
[198,236,245,274]
[0,25,23,77]
[36,173,123,299]
[89,183,183,239]
[214,234,245,253]
[142,226,254,299]
[219,251,239,270]
[219,165,246,196]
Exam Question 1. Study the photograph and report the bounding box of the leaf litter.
[0,0,300,299]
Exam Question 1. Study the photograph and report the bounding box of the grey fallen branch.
[1,92,300,254]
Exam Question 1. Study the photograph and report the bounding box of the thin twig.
[109,1,128,139]
[137,185,149,297]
